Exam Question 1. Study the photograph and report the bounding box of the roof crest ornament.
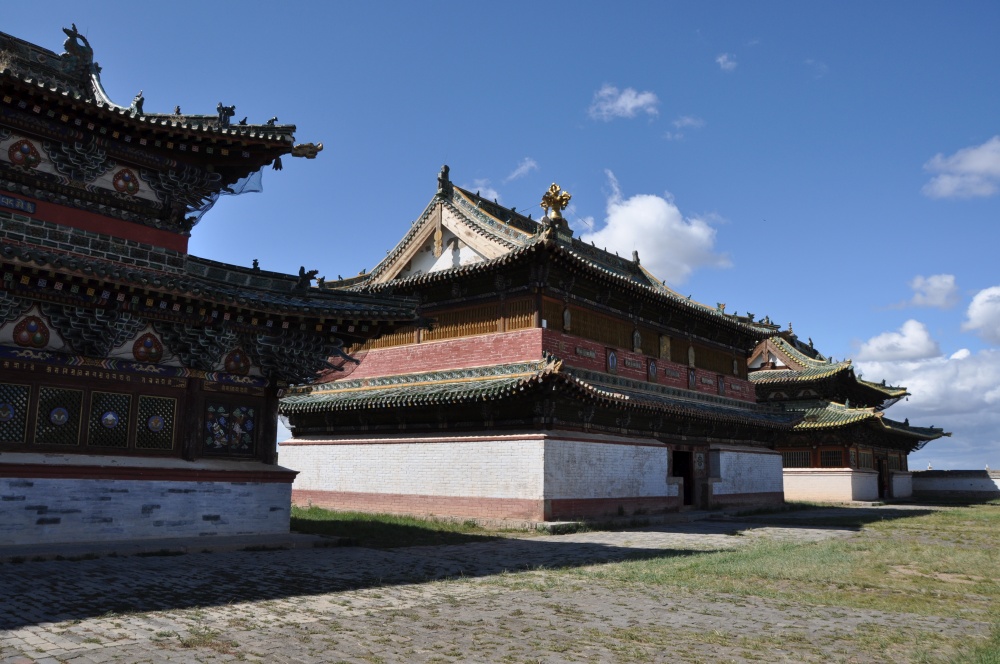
[436,164,453,198]
[130,90,144,117]
[60,24,94,78]
[217,103,235,128]
[541,183,571,221]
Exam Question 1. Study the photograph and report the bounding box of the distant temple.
[0,28,417,545]
[748,332,948,501]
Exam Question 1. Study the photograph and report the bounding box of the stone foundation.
[0,453,296,546]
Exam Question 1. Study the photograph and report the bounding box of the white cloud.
[589,85,659,121]
[715,53,737,72]
[856,319,941,362]
[857,349,1000,469]
[466,178,501,203]
[909,274,959,309]
[579,171,730,285]
[804,59,829,78]
[673,115,705,129]
[665,116,706,141]
[504,157,538,183]
[962,285,1000,344]
[922,136,1000,199]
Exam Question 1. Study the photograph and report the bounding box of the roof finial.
[632,250,640,264]
[540,183,571,221]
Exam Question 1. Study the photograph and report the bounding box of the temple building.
[747,331,949,502]
[279,170,803,521]
[0,28,418,545]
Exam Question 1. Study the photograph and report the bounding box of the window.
[858,450,874,469]
[820,450,844,467]
[782,450,811,468]
[203,402,257,456]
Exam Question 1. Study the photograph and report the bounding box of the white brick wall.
[711,446,783,495]
[890,471,912,498]
[543,439,674,499]
[284,437,545,499]
[782,468,878,502]
[912,471,1000,496]
[0,477,291,546]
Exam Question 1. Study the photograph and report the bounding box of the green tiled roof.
[857,377,909,399]
[280,359,557,413]
[880,416,950,440]
[0,30,295,143]
[0,240,419,322]
[280,358,800,429]
[791,401,877,430]
[787,401,949,441]
[771,337,832,368]
[749,364,852,385]
[751,336,909,400]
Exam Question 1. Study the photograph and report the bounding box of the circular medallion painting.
[49,407,69,426]
[147,415,165,432]
[224,348,251,375]
[8,139,41,169]
[0,403,14,423]
[13,316,49,349]
[101,411,120,429]
[133,333,163,363]
[112,168,139,196]
[607,350,618,374]
[648,360,657,380]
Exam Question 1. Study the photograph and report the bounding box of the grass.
[555,501,1000,662]
[290,506,504,548]
[572,504,1000,616]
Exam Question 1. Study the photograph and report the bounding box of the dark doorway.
[673,451,694,506]
[876,458,888,499]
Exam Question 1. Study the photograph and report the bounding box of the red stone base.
[293,490,691,522]
[709,491,784,508]
[546,496,681,520]
[293,489,546,520]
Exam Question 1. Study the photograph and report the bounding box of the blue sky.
[7,2,999,469]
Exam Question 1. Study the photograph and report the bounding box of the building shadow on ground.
[0,502,960,629]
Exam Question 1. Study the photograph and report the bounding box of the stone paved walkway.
[0,506,985,663]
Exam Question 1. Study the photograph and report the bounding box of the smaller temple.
[280,169,801,522]
[747,331,949,501]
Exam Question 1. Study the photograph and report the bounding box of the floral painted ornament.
[133,333,163,362]
[224,348,251,375]
[49,407,69,426]
[8,139,41,169]
[101,411,120,429]
[13,316,49,348]
[147,415,165,432]
[112,168,139,196]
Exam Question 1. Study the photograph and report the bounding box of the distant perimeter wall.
[912,470,1000,499]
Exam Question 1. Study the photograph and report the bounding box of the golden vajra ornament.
[541,183,571,219]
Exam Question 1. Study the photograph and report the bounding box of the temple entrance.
[876,458,889,499]
[673,451,695,506]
